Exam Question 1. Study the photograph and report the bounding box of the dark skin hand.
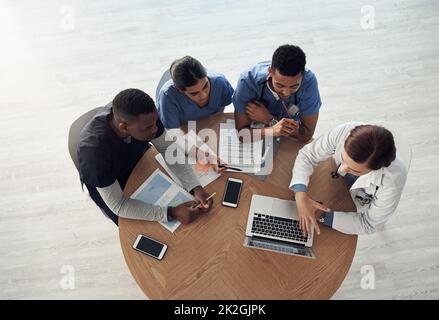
[169,201,204,224]
[191,186,214,213]
[235,109,298,137]
[245,100,273,123]
[235,101,319,142]
[289,113,319,143]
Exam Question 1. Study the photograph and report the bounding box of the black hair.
[271,44,306,77]
[345,125,397,170]
[170,56,207,90]
[112,88,155,122]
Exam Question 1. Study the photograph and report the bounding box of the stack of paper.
[219,119,264,173]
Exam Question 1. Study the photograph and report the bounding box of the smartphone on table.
[133,234,167,260]
[222,177,243,208]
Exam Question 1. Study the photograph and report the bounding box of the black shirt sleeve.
[78,145,116,188]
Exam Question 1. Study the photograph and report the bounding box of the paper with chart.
[130,168,194,232]
[155,154,220,188]
[219,119,264,173]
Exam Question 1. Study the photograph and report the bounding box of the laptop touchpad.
[271,199,298,219]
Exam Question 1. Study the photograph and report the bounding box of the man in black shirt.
[78,88,212,225]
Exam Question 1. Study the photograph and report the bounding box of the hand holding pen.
[191,192,216,209]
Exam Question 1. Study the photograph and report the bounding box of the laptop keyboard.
[251,213,309,243]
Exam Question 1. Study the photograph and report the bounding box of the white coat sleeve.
[290,123,353,188]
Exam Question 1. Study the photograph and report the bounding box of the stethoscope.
[331,163,379,206]
[257,81,303,138]
[259,81,299,120]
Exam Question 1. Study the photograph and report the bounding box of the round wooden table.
[119,113,357,299]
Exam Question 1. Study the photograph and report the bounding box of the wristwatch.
[268,117,278,127]
[318,211,334,228]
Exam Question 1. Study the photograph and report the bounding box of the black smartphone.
[222,177,243,208]
[133,234,167,260]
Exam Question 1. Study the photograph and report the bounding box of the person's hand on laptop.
[191,186,213,212]
[169,201,203,224]
[295,192,331,236]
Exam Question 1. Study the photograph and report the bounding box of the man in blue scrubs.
[157,56,234,129]
[233,44,322,142]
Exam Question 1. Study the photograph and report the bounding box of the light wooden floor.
[1,0,438,299]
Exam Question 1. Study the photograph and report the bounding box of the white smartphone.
[222,177,243,208]
[133,234,167,260]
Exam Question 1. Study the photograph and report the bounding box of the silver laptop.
[244,195,316,259]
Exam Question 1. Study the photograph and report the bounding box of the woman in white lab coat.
[289,121,407,235]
